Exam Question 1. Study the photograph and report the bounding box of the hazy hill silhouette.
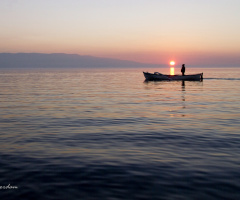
[0,53,158,68]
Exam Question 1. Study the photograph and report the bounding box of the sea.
[0,67,240,200]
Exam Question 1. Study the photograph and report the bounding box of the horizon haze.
[1,53,238,68]
[0,53,158,68]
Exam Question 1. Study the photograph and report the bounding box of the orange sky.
[0,0,240,66]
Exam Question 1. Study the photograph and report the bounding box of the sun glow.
[170,61,175,66]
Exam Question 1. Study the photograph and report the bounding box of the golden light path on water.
[169,60,175,75]
[170,67,175,75]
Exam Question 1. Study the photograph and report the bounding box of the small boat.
[143,72,203,81]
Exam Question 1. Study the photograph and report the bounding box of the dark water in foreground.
[0,67,240,200]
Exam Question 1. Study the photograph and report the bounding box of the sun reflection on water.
[170,67,174,75]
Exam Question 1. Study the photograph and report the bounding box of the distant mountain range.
[0,53,158,68]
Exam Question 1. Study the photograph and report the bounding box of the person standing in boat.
[181,64,185,76]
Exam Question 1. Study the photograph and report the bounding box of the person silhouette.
[181,64,185,76]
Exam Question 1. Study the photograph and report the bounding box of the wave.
[1,153,240,200]
[205,78,240,80]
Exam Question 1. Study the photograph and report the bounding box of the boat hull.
[143,72,203,81]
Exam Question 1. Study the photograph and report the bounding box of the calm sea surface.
[0,67,240,200]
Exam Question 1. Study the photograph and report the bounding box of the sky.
[0,0,240,66]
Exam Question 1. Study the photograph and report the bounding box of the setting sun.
[170,61,175,66]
